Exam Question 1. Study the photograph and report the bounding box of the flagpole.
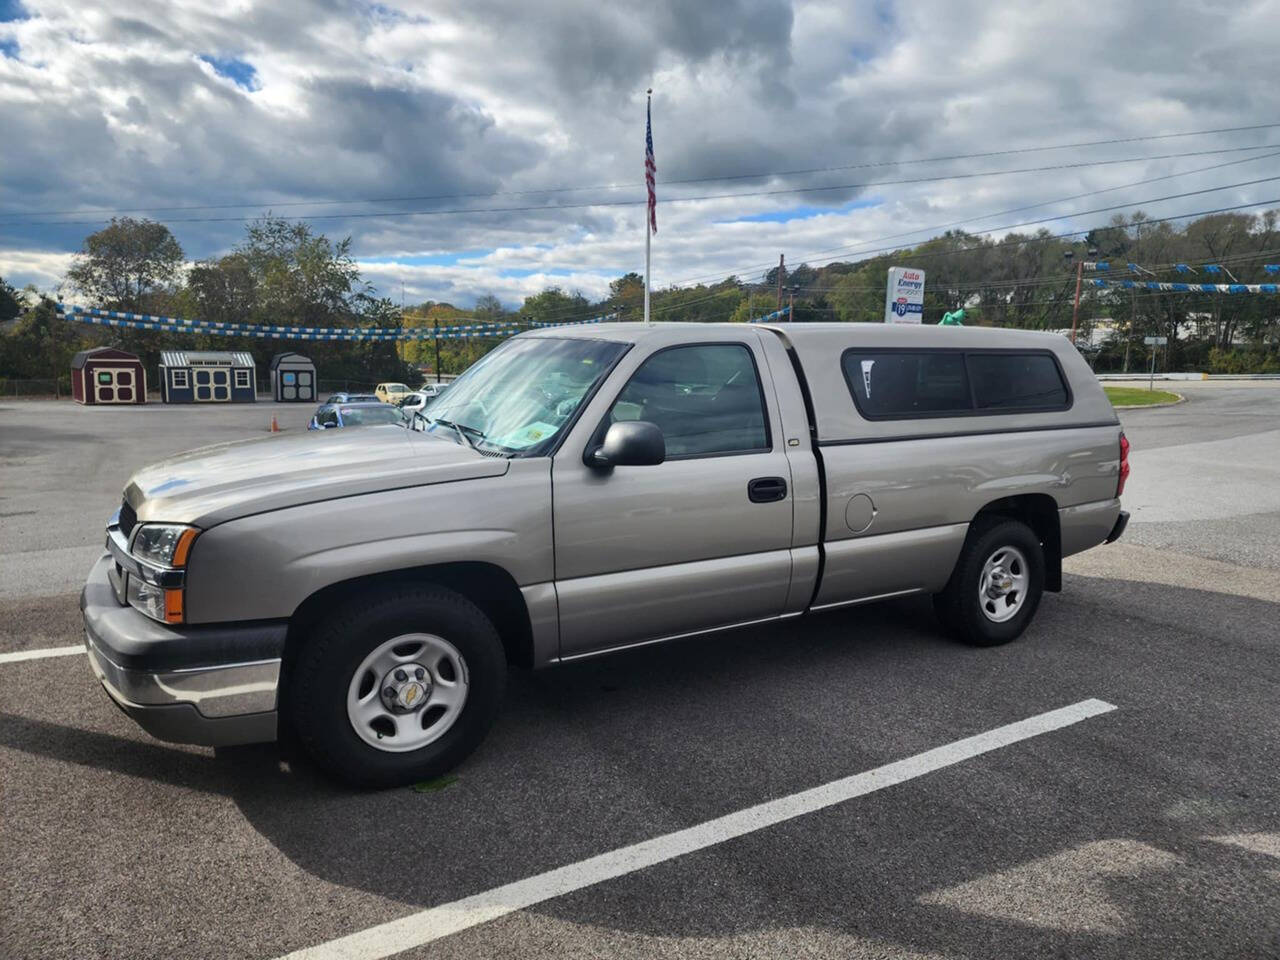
[644,88,652,326]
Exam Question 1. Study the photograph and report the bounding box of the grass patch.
[411,774,459,793]
[1104,386,1181,407]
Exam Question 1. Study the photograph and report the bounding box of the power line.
[665,149,1280,287]
[6,140,1280,226]
[10,151,1279,229]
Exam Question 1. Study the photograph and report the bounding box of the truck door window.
[607,344,769,457]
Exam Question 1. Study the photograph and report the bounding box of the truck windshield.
[420,337,628,456]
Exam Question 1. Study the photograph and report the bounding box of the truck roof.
[521,321,1074,350]
[521,320,1113,443]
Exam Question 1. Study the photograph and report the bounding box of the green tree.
[0,276,21,323]
[518,287,591,326]
[65,217,184,311]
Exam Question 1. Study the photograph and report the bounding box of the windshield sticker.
[491,421,558,449]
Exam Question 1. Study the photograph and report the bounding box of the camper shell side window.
[840,348,1072,421]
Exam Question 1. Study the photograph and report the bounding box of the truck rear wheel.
[933,518,1045,647]
[288,584,506,788]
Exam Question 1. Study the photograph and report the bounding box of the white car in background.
[398,383,449,417]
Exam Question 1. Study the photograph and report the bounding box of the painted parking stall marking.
[280,698,1117,960]
[0,644,85,665]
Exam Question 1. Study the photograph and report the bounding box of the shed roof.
[161,350,255,367]
[269,351,314,371]
[72,346,141,369]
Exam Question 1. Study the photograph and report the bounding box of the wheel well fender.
[971,494,1062,592]
[283,562,535,683]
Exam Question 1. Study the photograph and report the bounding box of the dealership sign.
[884,266,925,324]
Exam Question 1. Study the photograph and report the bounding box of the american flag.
[645,96,657,235]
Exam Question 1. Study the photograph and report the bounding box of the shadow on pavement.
[2,580,1278,959]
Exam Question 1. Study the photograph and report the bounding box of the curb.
[1111,392,1186,410]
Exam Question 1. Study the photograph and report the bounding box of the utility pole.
[1069,257,1083,345]
[433,317,441,384]
[1126,284,1136,373]
[775,254,785,313]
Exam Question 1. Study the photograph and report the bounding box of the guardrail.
[1095,373,1280,381]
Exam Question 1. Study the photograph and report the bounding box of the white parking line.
[0,645,85,665]
[279,698,1117,960]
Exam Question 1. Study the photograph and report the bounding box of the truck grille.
[119,499,137,538]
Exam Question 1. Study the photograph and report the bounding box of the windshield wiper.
[430,417,484,452]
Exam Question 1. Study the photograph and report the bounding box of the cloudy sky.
[1,0,1278,309]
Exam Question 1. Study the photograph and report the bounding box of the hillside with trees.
[3,208,1277,394]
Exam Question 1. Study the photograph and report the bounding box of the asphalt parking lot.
[2,384,1279,959]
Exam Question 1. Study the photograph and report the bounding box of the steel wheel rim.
[977,545,1029,623]
[346,633,469,753]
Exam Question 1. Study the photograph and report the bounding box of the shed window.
[840,349,1069,420]
[283,372,296,385]
[97,372,113,385]
[171,369,189,389]
[234,369,251,389]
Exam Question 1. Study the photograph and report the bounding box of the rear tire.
[933,518,1045,647]
[288,584,506,788]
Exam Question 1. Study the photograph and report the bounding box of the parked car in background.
[375,382,412,404]
[308,401,407,430]
[398,392,428,417]
[83,322,1128,787]
[325,392,379,404]
[398,384,450,418]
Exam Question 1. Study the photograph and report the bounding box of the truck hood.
[124,426,508,528]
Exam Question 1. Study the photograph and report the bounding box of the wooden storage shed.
[159,350,257,403]
[71,347,146,405]
[269,352,317,402]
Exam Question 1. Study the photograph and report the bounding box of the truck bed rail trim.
[817,419,1119,447]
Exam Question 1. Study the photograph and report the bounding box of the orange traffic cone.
[270,415,280,433]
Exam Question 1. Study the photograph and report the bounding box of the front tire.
[288,584,506,788]
[933,518,1045,647]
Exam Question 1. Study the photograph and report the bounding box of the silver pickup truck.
[82,322,1129,786]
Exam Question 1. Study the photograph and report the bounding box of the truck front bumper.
[81,553,286,746]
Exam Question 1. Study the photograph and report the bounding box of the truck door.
[551,336,795,658]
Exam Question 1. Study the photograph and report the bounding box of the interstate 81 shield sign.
[884,266,925,323]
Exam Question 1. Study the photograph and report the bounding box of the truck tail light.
[1117,431,1130,497]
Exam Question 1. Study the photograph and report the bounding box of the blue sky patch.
[0,0,25,23]
[0,37,16,59]
[728,197,882,224]
[199,55,259,92]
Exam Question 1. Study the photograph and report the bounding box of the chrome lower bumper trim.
[85,631,280,719]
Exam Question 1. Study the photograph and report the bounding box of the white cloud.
[2,0,1279,307]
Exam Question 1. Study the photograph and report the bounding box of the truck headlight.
[128,524,198,624]
[131,524,198,569]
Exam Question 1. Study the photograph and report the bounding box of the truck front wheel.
[933,518,1045,647]
[288,584,506,788]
